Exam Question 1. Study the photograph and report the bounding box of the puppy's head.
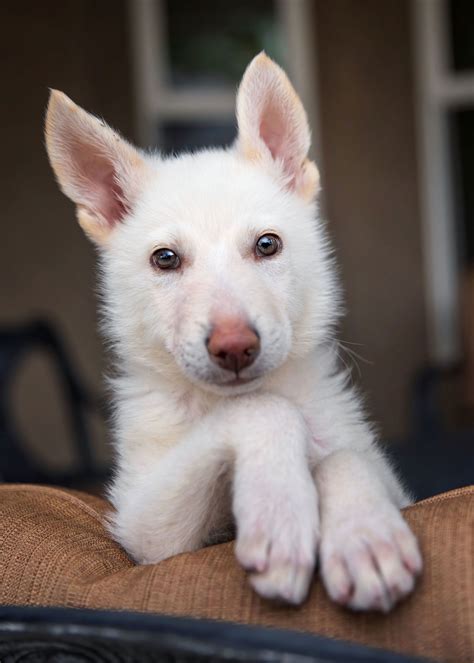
[45,53,339,394]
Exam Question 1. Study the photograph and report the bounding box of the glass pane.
[164,0,283,87]
[450,108,474,265]
[448,0,474,72]
[158,120,236,154]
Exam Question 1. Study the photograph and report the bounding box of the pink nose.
[207,318,260,374]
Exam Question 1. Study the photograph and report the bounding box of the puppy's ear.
[45,90,150,245]
[236,53,319,202]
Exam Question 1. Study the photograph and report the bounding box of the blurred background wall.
[0,1,133,469]
[316,0,427,438]
[0,0,472,489]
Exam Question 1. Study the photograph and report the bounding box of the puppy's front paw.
[234,485,319,605]
[320,506,422,612]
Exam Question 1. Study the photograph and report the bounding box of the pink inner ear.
[79,151,129,227]
[260,106,285,160]
[259,104,298,181]
[99,168,129,227]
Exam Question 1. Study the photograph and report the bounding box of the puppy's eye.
[151,248,181,270]
[255,233,282,258]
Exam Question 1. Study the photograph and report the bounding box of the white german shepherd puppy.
[45,53,421,610]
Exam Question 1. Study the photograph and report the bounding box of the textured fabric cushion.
[0,484,472,662]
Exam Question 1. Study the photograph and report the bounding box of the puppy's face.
[46,54,338,394]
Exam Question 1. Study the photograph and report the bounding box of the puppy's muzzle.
[206,317,260,374]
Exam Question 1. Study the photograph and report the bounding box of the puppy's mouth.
[199,371,264,395]
[222,375,258,387]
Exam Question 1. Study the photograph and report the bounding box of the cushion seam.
[0,484,106,524]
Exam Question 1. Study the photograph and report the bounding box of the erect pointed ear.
[236,53,319,202]
[45,90,151,245]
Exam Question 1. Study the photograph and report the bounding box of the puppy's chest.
[117,385,211,461]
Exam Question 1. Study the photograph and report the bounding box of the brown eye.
[151,248,181,270]
[255,233,282,258]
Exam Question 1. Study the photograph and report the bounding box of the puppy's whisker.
[337,352,354,386]
[335,339,372,379]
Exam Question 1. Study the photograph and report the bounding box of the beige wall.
[0,1,132,468]
[315,0,428,438]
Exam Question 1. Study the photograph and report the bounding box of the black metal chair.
[0,319,109,486]
[0,606,434,662]
[390,363,474,500]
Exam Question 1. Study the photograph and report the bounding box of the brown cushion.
[0,483,473,662]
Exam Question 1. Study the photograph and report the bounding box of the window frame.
[126,0,322,163]
[413,0,474,363]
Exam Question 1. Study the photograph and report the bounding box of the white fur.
[45,53,422,609]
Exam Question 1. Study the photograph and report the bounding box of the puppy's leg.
[109,428,233,564]
[111,394,318,604]
[314,448,422,612]
[232,395,319,605]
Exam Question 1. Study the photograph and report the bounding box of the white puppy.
[45,53,422,610]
